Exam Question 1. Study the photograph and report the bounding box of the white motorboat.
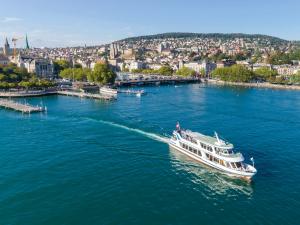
[99,86,118,97]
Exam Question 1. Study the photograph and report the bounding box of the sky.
[0,0,299,48]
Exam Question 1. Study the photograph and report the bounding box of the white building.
[129,61,144,71]
[0,54,9,66]
[184,60,216,76]
[17,56,54,78]
[274,65,300,76]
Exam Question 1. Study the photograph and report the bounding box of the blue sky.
[1,0,299,47]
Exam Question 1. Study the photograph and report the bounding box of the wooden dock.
[0,99,46,113]
[57,91,115,100]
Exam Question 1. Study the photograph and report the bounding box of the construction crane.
[11,36,23,59]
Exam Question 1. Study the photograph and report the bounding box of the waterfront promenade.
[0,99,45,113]
[0,89,115,100]
[206,79,300,91]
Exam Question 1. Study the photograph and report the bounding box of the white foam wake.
[90,118,170,144]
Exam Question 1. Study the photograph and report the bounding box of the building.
[3,37,11,56]
[216,59,236,68]
[274,65,299,76]
[110,43,119,59]
[129,61,144,71]
[17,55,54,78]
[184,60,216,76]
[157,42,170,53]
[0,54,9,65]
[122,48,135,60]
[28,59,54,78]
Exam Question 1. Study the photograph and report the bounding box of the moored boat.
[99,86,118,97]
[169,123,257,180]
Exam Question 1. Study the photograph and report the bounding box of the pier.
[0,99,45,113]
[57,91,115,100]
[0,90,57,98]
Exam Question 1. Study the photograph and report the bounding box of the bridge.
[115,73,200,87]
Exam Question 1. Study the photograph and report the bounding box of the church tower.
[25,34,30,49]
[3,37,10,56]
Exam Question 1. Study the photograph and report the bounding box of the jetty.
[57,90,115,100]
[0,99,46,113]
[0,90,57,98]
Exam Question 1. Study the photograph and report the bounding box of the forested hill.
[120,32,288,44]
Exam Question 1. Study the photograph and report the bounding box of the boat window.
[220,160,225,166]
[198,151,202,156]
[193,149,197,154]
[207,146,213,152]
[206,153,210,159]
[230,162,236,168]
[213,157,219,163]
[226,162,231,168]
[228,149,233,154]
[236,162,242,168]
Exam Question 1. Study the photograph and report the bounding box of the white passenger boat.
[99,86,118,97]
[169,123,257,180]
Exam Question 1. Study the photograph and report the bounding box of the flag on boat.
[176,122,181,131]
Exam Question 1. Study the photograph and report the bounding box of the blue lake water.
[0,84,300,225]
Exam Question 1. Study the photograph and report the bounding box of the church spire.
[25,34,30,49]
[4,37,10,56]
[5,37,9,47]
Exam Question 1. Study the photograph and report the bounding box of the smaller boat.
[119,89,146,96]
[100,86,118,97]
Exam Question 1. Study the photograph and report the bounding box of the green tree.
[290,72,300,84]
[0,73,7,81]
[176,67,196,77]
[157,66,173,76]
[89,63,116,85]
[54,60,71,74]
[59,68,74,80]
[254,67,277,81]
[212,65,254,82]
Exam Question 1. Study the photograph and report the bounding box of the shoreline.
[1,79,300,98]
[205,79,300,91]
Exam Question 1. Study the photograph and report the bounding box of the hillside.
[119,32,289,45]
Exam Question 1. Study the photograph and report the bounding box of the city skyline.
[1,0,300,48]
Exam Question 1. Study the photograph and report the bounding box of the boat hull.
[168,140,255,180]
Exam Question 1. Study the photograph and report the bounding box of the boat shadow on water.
[169,147,254,198]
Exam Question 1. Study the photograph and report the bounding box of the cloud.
[1,17,23,23]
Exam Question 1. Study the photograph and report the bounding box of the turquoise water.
[1,84,300,225]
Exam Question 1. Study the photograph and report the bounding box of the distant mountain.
[119,32,289,45]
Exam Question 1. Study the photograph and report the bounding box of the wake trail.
[86,118,170,144]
